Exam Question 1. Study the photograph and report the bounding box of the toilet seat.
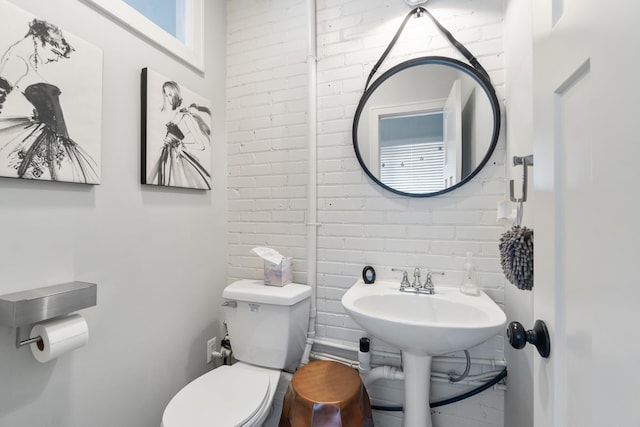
[162,363,280,427]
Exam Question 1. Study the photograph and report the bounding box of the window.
[379,141,445,193]
[378,112,446,193]
[83,0,204,71]
[122,0,185,42]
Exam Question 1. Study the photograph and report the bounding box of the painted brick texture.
[227,1,507,426]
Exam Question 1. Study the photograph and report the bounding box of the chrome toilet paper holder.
[0,281,97,348]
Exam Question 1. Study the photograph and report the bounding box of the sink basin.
[341,279,506,356]
[342,279,506,427]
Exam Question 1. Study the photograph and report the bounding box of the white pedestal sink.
[341,279,506,427]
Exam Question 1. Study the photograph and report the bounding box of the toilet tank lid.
[223,280,311,306]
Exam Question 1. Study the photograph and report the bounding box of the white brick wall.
[227,1,507,426]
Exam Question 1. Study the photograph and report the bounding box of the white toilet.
[162,279,311,427]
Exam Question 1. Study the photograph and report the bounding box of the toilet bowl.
[162,280,312,427]
[162,362,281,427]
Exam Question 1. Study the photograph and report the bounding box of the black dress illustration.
[146,107,211,190]
[0,82,98,183]
[0,77,10,114]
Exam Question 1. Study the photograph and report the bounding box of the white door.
[442,80,461,188]
[532,0,640,425]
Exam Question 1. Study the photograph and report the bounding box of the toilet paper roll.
[30,314,89,363]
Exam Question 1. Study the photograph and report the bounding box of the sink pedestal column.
[402,353,433,427]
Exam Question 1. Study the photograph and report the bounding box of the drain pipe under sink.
[362,365,405,390]
[358,337,404,388]
[301,0,318,366]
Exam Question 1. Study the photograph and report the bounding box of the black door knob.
[507,319,550,358]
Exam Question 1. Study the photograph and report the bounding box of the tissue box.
[264,257,292,287]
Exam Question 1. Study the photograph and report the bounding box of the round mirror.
[353,56,501,197]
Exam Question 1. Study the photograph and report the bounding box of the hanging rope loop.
[364,6,491,92]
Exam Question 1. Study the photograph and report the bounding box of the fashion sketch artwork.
[142,68,212,190]
[0,1,103,184]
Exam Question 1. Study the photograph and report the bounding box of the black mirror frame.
[352,56,501,198]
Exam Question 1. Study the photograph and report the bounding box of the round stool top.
[291,360,362,405]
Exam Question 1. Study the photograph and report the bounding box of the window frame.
[369,99,444,176]
[82,0,204,71]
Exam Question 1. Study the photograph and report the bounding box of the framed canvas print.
[141,67,212,190]
[0,0,103,184]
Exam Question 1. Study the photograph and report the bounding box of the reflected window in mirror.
[379,112,445,193]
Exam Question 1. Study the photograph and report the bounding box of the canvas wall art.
[0,0,103,184]
[141,67,212,190]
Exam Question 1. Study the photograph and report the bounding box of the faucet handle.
[423,270,444,290]
[412,267,422,288]
[392,268,410,288]
[426,269,445,278]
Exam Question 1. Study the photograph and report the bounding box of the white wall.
[226,0,310,283]
[0,1,227,426]
[227,1,507,426]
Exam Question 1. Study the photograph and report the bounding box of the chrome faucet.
[393,267,444,294]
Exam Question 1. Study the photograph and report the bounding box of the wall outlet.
[206,337,217,364]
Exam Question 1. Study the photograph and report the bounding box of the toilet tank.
[222,280,311,372]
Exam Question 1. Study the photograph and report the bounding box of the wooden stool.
[279,360,374,427]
